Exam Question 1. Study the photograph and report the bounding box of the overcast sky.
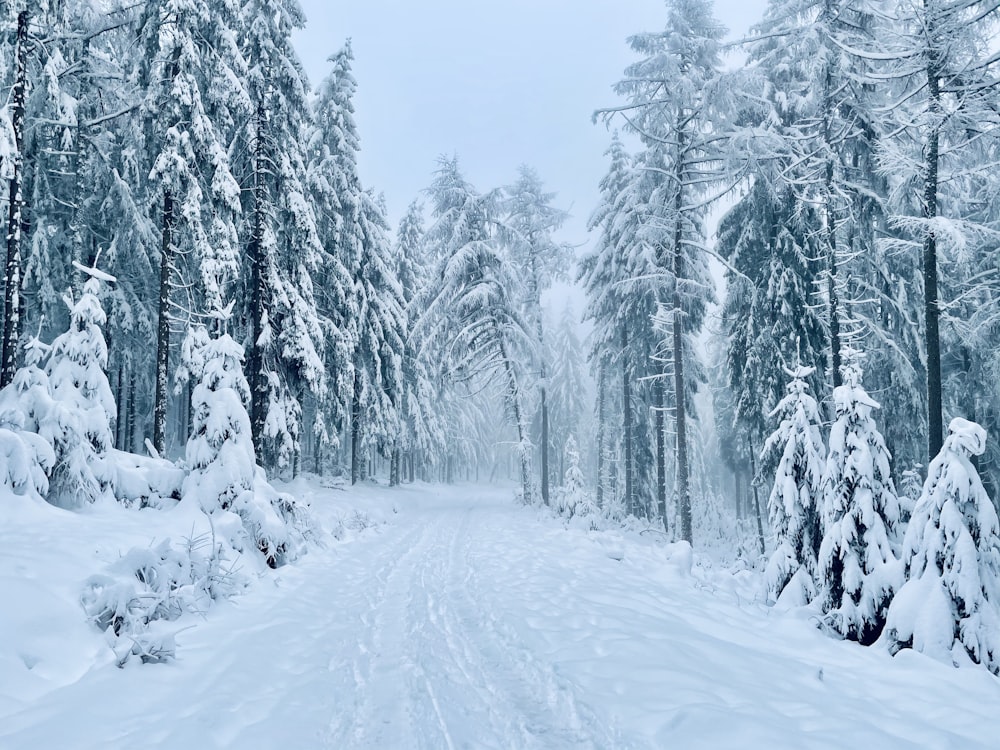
[292,0,767,315]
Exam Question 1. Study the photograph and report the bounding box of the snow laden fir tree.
[817,359,902,645]
[763,365,825,605]
[885,418,1000,673]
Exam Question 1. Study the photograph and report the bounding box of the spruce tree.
[885,418,1000,673]
[817,358,902,644]
[764,366,826,603]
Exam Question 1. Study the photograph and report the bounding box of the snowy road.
[3,482,1000,748]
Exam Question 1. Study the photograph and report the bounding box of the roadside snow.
[2,480,999,748]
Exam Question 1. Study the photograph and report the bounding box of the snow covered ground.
[3,480,1000,749]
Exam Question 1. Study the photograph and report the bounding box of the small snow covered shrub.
[763,366,825,603]
[81,536,241,666]
[182,326,310,568]
[817,359,902,645]
[554,436,598,524]
[884,418,1000,674]
[0,337,56,500]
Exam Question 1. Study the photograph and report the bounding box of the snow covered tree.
[394,199,441,483]
[182,316,301,568]
[137,0,248,455]
[884,418,1000,673]
[417,157,534,502]
[503,165,571,504]
[44,261,117,507]
[873,0,1000,461]
[554,435,597,522]
[239,0,325,472]
[0,335,55,501]
[817,358,902,644]
[348,190,405,485]
[549,303,590,483]
[580,135,658,520]
[306,40,360,451]
[1,8,29,387]
[763,365,826,603]
[598,0,724,539]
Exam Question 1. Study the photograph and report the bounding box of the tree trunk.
[924,55,943,461]
[655,376,668,533]
[248,100,269,459]
[821,0,842,392]
[622,328,634,517]
[390,445,401,486]
[540,386,549,504]
[153,190,174,455]
[1,11,29,388]
[351,368,361,485]
[498,322,532,503]
[748,437,766,555]
[127,370,137,454]
[116,360,125,450]
[671,142,692,544]
[596,364,606,507]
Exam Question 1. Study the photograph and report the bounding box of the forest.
[1,0,1000,700]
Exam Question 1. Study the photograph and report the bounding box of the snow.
[3,479,1000,748]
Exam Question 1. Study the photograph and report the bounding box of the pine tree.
[817,357,902,644]
[763,366,826,603]
[885,418,1000,673]
[44,261,116,507]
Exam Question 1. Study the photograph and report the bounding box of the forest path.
[3,481,1000,749]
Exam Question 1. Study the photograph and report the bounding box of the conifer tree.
[44,261,116,507]
[503,166,571,503]
[239,0,325,471]
[817,357,902,644]
[764,366,826,603]
[885,418,1000,673]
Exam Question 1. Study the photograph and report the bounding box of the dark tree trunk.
[153,190,174,455]
[1,12,29,388]
[390,446,401,486]
[924,57,943,461]
[622,328,634,517]
[351,368,361,485]
[655,376,668,533]
[248,100,269,459]
[127,370,137,454]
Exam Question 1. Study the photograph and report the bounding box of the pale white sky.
[292,0,766,318]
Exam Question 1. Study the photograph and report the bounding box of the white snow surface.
[3,479,1000,749]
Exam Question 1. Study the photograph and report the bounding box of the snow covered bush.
[817,360,902,644]
[81,535,241,667]
[554,436,598,525]
[182,327,310,568]
[0,337,56,500]
[42,263,117,507]
[884,418,1000,673]
[763,366,825,604]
